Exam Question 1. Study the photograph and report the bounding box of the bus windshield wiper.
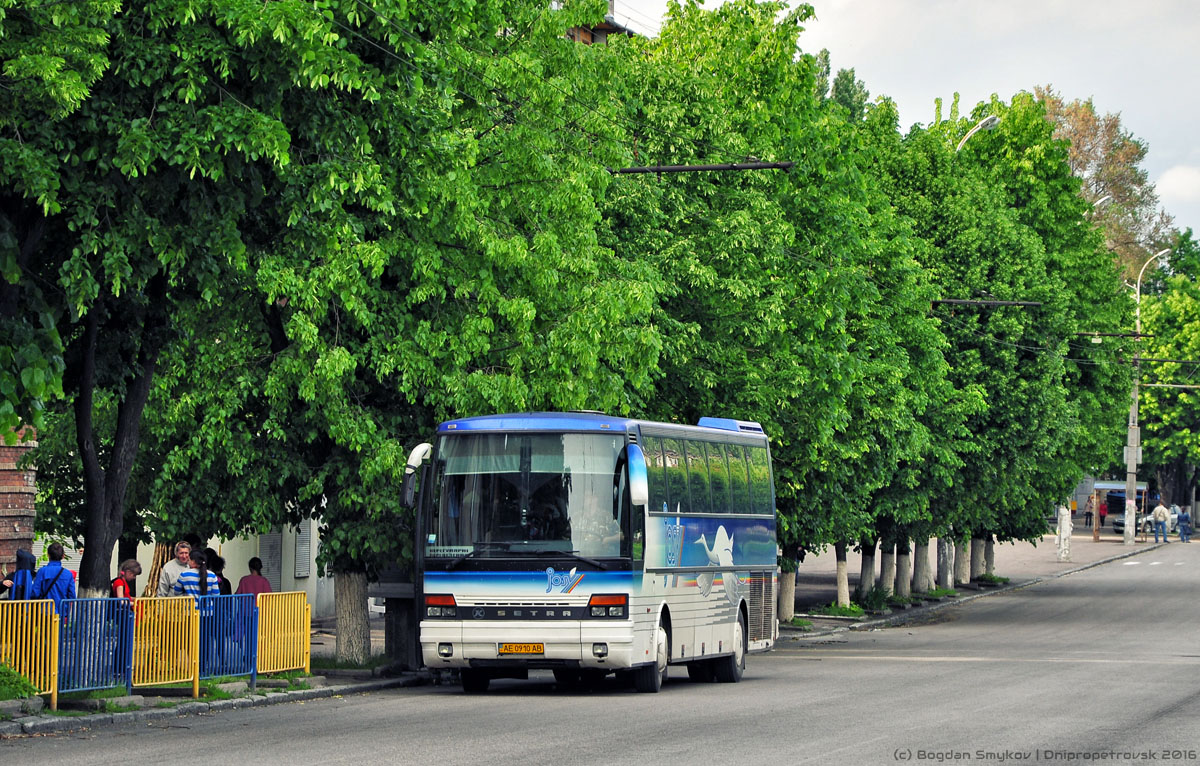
[445,541,513,570]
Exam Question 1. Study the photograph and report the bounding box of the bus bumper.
[421,619,636,670]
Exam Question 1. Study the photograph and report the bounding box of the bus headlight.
[426,594,457,619]
[592,643,609,658]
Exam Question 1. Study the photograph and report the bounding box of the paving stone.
[215,681,248,695]
[174,702,209,715]
[206,699,241,712]
[22,716,84,734]
[0,720,26,737]
[110,711,139,726]
[77,713,114,727]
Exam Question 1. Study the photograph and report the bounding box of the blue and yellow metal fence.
[1,591,307,709]
[0,599,59,710]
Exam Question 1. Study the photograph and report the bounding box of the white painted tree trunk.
[335,570,371,664]
[878,543,896,596]
[856,538,876,601]
[896,548,912,598]
[912,539,932,594]
[835,542,850,607]
[936,538,954,590]
[970,537,986,580]
[777,569,796,622]
[985,537,996,576]
[954,539,970,585]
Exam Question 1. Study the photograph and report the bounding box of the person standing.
[1083,496,1093,528]
[235,557,272,597]
[30,542,77,611]
[110,559,141,601]
[157,541,192,597]
[1098,498,1108,529]
[2,548,36,599]
[1152,501,1171,544]
[1177,506,1191,543]
[174,550,221,674]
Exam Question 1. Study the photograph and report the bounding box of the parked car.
[1111,508,1178,535]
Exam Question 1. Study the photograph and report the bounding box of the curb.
[0,674,428,739]
[779,542,1166,641]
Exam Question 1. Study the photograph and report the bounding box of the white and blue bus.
[401,412,778,693]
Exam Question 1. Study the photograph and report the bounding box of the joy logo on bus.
[546,566,584,594]
[664,523,685,567]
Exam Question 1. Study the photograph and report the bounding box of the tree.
[1035,86,1175,281]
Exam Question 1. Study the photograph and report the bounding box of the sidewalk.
[787,524,1170,635]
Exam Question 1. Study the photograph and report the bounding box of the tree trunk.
[985,537,996,577]
[936,537,953,590]
[895,544,912,599]
[73,278,169,595]
[142,542,172,597]
[878,542,896,596]
[335,570,371,664]
[855,536,876,601]
[954,539,970,586]
[911,538,931,594]
[970,537,986,580]
[777,569,796,623]
[834,541,850,607]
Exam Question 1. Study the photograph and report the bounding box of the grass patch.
[154,700,180,709]
[888,595,919,606]
[975,573,1010,585]
[923,587,958,599]
[59,686,130,702]
[311,655,390,671]
[0,663,39,701]
[43,708,90,717]
[785,617,813,630]
[859,585,891,611]
[103,701,141,713]
[809,602,865,618]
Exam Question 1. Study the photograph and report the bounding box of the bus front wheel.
[634,623,669,693]
[714,612,746,683]
[461,669,490,693]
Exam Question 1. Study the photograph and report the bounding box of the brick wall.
[0,429,37,571]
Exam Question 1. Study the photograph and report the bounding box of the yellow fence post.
[305,603,311,674]
[191,604,200,699]
[49,611,59,711]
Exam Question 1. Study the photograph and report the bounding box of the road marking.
[767,653,1200,665]
[1150,561,1162,566]
[1123,561,1141,565]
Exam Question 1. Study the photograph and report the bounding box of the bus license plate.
[498,643,544,655]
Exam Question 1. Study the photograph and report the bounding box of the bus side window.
[748,445,772,515]
[662,438,690,515]
[643,436,669,514]
[726,443,750,514]
[685,439,712,514]
[707,442,731,513]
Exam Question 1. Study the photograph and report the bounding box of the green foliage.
[809,601,865,618]
[859,584,890,611]
[0,662,39,700]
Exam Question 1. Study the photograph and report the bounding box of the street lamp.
[1123,247,1172,544]
[955,115,1001,152]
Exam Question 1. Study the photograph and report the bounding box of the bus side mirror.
[400,442,433,509]
[626,444,649,508]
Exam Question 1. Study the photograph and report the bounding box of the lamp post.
[955,115,1001,152]
[1123,247,1172,544]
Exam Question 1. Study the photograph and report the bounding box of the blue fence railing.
[58,598,135,695]
[196,594,258,685]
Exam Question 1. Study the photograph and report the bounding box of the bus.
[400,412,779,693]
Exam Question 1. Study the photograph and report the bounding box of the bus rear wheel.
[461,669,490,693]
[634,623,669,693]
[713,612,746,683]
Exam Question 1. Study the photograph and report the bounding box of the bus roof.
[437,412,766,436]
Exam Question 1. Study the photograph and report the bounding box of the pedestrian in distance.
[1,548,36,599]
[30,542,77,611]
[1176,506,1191,543]
[1152,501,1171,544]
[111,559,141,601]
[175,549,221,674]
[157,541,193,597]
[235,557,272,597]
[1098,499,1108,529]
[211,554,232,596]
[1083,496,1093,528]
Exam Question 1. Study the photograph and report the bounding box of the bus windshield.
[425,432,629,560]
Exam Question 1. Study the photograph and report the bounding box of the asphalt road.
[6,544,1200,766]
